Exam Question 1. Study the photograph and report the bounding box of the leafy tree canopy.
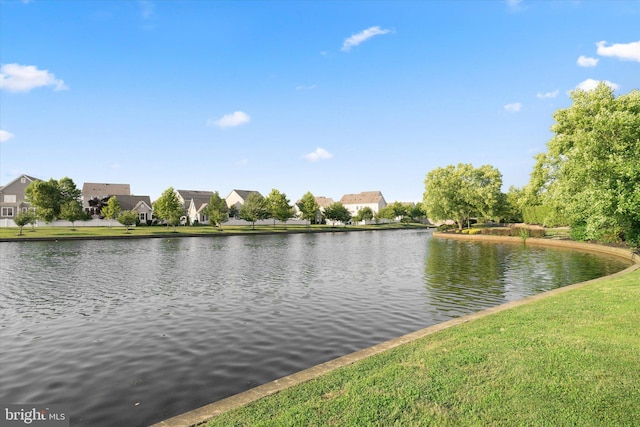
[323,202,351,226]
[153,187,183,229]
[354,206,374,222]
[60,200,85,230]
[239,192,268,229]
[423,163,503,230]
[297,191,320,225]
[265,189,294,226]
[117,210,139,232]
[528,83,640,244]
[204,191,229,229]
[101,196,121,227]
[25,177,81,222]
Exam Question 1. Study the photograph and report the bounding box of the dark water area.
[0,230,631,426]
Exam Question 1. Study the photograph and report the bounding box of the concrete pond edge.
[151,235,639,427]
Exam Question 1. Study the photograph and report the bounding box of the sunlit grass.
[207,268,640,426]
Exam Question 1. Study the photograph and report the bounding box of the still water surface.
[0,230,631,426]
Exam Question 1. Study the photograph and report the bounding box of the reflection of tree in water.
[423,239,630,319]
[423,239,509,317]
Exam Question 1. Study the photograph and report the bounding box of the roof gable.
[229,189,260,201]
[0,174,39,193]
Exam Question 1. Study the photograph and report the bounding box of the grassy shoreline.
[199,265,639,426]
[0,222,431,242]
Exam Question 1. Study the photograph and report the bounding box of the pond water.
[0,230,631,426]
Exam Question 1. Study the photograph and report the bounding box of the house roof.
[113,195,152,211]
[176,190,214,201]
[83,183,131,196]
[315,196,335,208]
[339,191,386,205]
[228,189,260,201]
[0,174,39,192]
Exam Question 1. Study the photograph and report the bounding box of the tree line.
[423,83,639,246]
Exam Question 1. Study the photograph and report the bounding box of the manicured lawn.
[0,222,429,240]
[207,268,640,426]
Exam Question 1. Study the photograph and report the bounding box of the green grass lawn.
[0,222,429,240]
[207,268,640,427]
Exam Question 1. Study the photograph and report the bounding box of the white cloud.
[235,158,249,166]
[576,79,619,92]
[304,147,333,162]
[208,111,251,128]
[0,63,68,93]
[577,55,599,67]
[596,40,640,62]
[506,0,524,11]
[0,130,15,143]
[341,26,391,52]
[139,0,155,19]
[296,85,317,91]
[536,90,559,99]
[504,102,522,113]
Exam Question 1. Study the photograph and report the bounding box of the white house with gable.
[339,191,387,217]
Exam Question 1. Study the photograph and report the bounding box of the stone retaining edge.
[150,236,639,427]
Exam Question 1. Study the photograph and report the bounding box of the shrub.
[569,222,588,241]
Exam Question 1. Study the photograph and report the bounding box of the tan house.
[225,190,262,212]
[0,174,39,219]
[175,189,214,225]
[83,182,131,217]
[339,191,387,217]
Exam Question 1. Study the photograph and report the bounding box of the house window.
[21,177,26,184]
[3,195,16,203]
[1,207,14,217]
[139,212,147,221]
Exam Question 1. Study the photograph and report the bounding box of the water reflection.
[0,231,631,426]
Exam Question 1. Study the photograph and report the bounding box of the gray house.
[0,174,39,219]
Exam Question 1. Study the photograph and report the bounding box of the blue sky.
[1,0,638,203]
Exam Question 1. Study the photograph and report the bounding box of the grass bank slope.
[205,268,640,426]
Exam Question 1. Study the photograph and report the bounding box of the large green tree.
[265,189,294,228]
[239,192,269,229]
[153,187,183,230]
[323,202,351,226]
[204,191,229,229]
[423,163,503,230]
[25,177,82,222]
[297,191,320,226]
[529,83,640,244]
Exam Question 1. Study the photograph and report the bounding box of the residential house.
[293,196,334,223]
[226,190,262,214]
[175,189,214,225]
[0,174,39,219]
[83,183,131,217]
[339,191,387,217]
[114,195,153,223]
